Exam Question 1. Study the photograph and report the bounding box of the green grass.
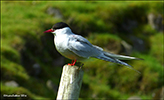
[1,1,163,99]
[150,33,163,64]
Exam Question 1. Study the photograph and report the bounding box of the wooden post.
[56,65,84,100]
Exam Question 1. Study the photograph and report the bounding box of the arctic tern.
[44,22,141,73]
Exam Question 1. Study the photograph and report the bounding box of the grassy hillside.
[1,1,163,99]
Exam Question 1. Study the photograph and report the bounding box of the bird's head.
[44,22,70,35]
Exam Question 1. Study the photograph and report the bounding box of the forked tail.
[95,53,141,74]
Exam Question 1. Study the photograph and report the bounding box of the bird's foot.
[68,63,74,66]
[68,60,77,66]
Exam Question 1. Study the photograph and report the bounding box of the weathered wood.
[56,65,84,100]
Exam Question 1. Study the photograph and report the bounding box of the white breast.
[54,34,68,53]
[54,35,82,60]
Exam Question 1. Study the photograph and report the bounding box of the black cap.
[52,22,69,30]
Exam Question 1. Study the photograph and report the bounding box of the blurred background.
[1,1,163,100]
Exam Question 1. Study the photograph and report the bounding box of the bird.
[44,22,141,73]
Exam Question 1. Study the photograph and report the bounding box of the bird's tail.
[103,52,143,60]
[95,52,141,74]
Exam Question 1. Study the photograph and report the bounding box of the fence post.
[56,65,84,100]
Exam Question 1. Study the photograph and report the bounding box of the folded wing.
[67,34,101,58]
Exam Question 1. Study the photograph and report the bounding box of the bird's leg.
[71,60,74,64]
[68,60,74,66]
[72,59,77,66]
[68,59,77,66]
[68,60,77,66]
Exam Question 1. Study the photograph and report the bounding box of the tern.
[44,22,141,73]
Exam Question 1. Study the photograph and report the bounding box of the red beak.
[44,29,54,33]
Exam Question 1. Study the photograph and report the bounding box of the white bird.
[44,22,142,73]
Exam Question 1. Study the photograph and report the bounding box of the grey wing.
[67,34,102,58]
